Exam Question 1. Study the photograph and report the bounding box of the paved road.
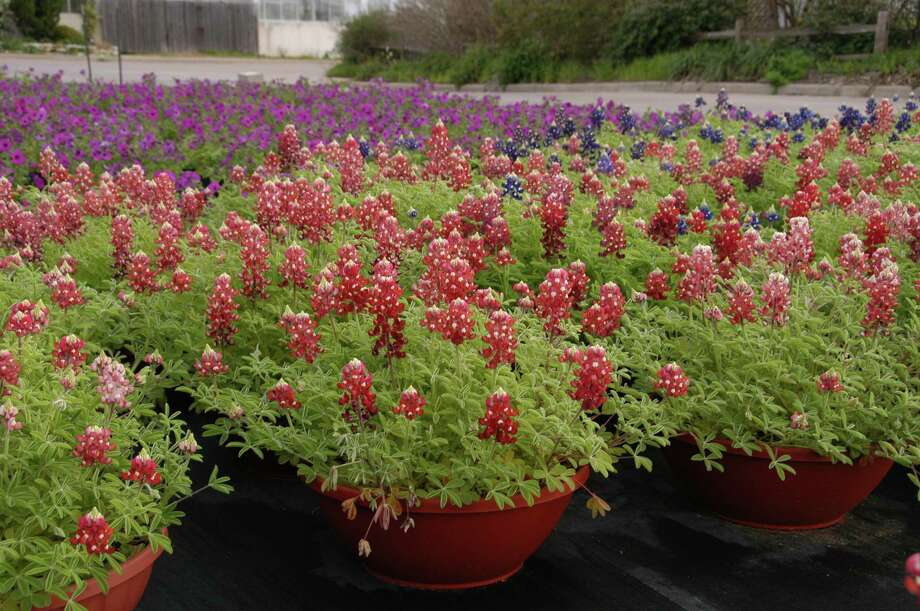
[0,53,869,116]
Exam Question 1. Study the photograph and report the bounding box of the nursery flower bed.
[1,75,920,606]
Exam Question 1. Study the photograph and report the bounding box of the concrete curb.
[338,77,913,100]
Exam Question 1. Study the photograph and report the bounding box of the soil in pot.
[663,434,893,530]
[311,466,590,589]
[34,541,164,611]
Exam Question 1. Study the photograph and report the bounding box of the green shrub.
[497,39,550,86]
[337,10,391,64]
[54,23,83,44]
[492,0,627,63]
[607,0,741,64]
[10,0,64,40]
[764,48,813,90]
[448,45,493,87]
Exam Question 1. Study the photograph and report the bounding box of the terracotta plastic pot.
[35,538,164,611]
[662,433,893,530]
[311,466,590,589]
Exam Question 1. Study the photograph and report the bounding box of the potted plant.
[189,252,626,589]
[606,224,920,529]
[0,268,231,611]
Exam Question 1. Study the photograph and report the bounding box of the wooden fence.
[701,10,891,54]
[99,0,259,55]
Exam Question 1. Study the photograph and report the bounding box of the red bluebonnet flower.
[311,275,338,321]
[535,268,573,337]
[195,345,229,377]
[90,354,134,410]
[120,450,162,485]
[53,334,87,371]
[338,359,377,422]
[5,300,49,337]
[73,425,115,467]
[537,173,574,257]
[279,308,323,364]
[0,350,21,392]
[207,273,240,346]
[0,401,22,431]
[279,244,310,290]
[864,211,889,253]
[422,298,476,346]
[268,379,301,410]
[169,268,192,293]
[481,310,518,368]
[582,282,625,338]
[727,279,757,325]
[49,274,84,310]
[367,260,405,361]
[566,260,590,306]
[339,136,365,195]
[393,387,426,420]
[655,363,690,398]
[71,509,114,555]
[154,222,183,271]
[760,273,791,326]
[561,345,613,411]
[127,251,159,294]
[239,223,270,299]
[478,389,518,444]
[768,217,814,275]
[645,269,670,300]
[600,220,627,258]
[790,411,809,430]
[676,245,716,303]
[333,245,370,314]
[110,214,134,277]
[862,258,900,333]
[817,371,844,393]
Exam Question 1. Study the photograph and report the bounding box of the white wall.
[59,12,83,31]
[258,20,340,57]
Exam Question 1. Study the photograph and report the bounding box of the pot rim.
[670,432,883,464]
[44,529,167,606]
[310,465,590,514]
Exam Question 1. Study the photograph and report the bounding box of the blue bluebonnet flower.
[358,138,370,158]
[630,140,645,160]
[907,100,918,112]
[695,96,706,108]
[748,138,759,150]
[746,212,761,231]
[597,151,614,175]
[399,134,420,151]
[677,217,688,235]
[865,98,877,115]
[546,121,561,141]
[708,157,719,167]
[660,161,674,173]
[548,153,561,166]
[561,117,577,137]
[896,112,911,133]
[408,208,418,219]
[502,174,523,200]
[765,208,781,224]
[792,132,805,143]
[580,127,600,157]
[699,203,713,221]
[716,89,729,110]
[590,106,605,129]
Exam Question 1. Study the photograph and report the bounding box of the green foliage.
[0,269,231,610]
[496,39,550,86]
[607,0,741,64]
[764,47,813,90]
[9,0,64,40]
[54,24,83,45]
[337,10,391,64]
[491,0,627,63]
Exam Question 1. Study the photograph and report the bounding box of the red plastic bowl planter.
[311,466,590,589]
[35,539,164,611]
[663,433,893,530]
